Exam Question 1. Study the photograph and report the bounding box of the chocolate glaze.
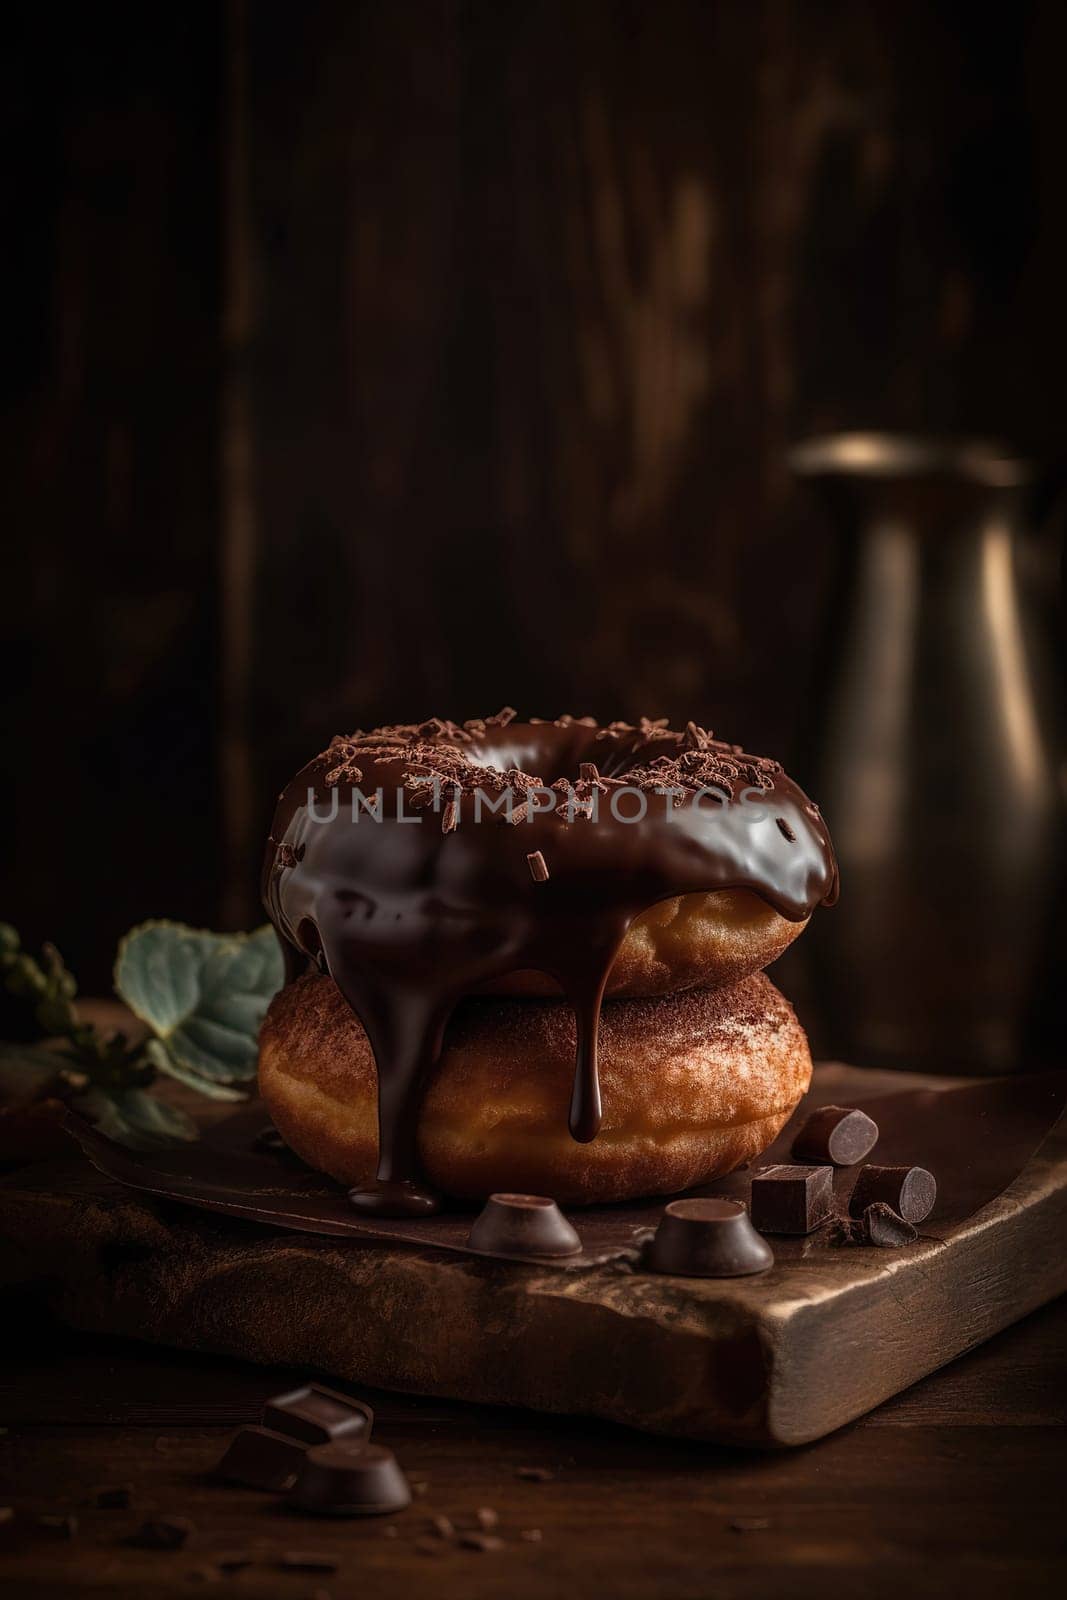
[262,714,838,1215]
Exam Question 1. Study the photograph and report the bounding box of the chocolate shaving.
[485,706,517,727]
[776,818,797,842]
[441,800,459,835]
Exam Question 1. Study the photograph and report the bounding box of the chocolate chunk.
[750,1164,834,1234]
[467,1193,581,1258]
[37,1514,78,1539]
[126,1516,193,1550]
[849,1164,936,1224]
[792,1105,878,1167]
[642,1198,774,1277]
[290,1442,412,1517]
[864,1201,919,1247]
[263,1384,373,1447]
[216,1425,307,1491]
[475,1507,499,1529]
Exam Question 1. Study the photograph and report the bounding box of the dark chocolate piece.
[263,1383,373,1447]
[642,1198,774,1277]
[216,1424,307,1491]
[290,1442,411,1517]
[126,1516,193,1550]
[467,1193,582,1258]
[750,1164,834,1234]
[792,1105,878,1167]
[864,1201,920,1247]
[849,1164,936,1224]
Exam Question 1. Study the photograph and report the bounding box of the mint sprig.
[0,919,283,1148]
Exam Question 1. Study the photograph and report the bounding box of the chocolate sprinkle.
[527,850,550,882]
[776,817,797,842]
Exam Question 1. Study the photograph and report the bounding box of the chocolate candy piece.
[864,1202,919,1248]
[216,1425,307,1491]
[290,1442,411,1517]
[643,1198,773,1277]
[792,1105,878,1167]
[467,1193,581,1258]
[262,1384,373,1447]
[750,1164,834,1234]
[849,1164,936,1224]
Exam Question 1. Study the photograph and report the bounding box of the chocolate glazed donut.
[262,712,838,1216]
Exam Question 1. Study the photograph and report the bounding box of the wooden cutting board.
[1,1064,1064,1447]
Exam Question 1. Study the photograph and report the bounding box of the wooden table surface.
[0,1294,1064,1600]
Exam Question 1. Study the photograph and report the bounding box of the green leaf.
[73,1086,200,1148]
[143,1039,246,1102]
[114,921,283,1087]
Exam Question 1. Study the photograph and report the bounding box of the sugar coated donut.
[259,970,813,1206]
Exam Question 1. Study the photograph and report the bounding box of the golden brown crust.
[258,971,812,1205]
[478,888,805,997]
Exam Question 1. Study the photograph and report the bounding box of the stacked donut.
[259,714,837,1214]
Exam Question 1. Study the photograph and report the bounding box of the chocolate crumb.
[521,1528,543,1542]
[441,799,459,834]
[278,1552,338,1572]
[411,1480,430,1497]
[527,850,549,883]
[730,1516,771,1533]
[578,762,600,783]
[776,817,797,842]
[475,1507,499,1530]
[126,1516,192,1550]
[430,1515,455,1539]
[516,1467,554,1482]
[459,1532,505,1552]
[826,1213,867,1246]
[37,1514,78,1539]
[508,801,529,825]
[486,706,518,727]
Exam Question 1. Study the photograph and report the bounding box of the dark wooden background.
[3,0,1066,987]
